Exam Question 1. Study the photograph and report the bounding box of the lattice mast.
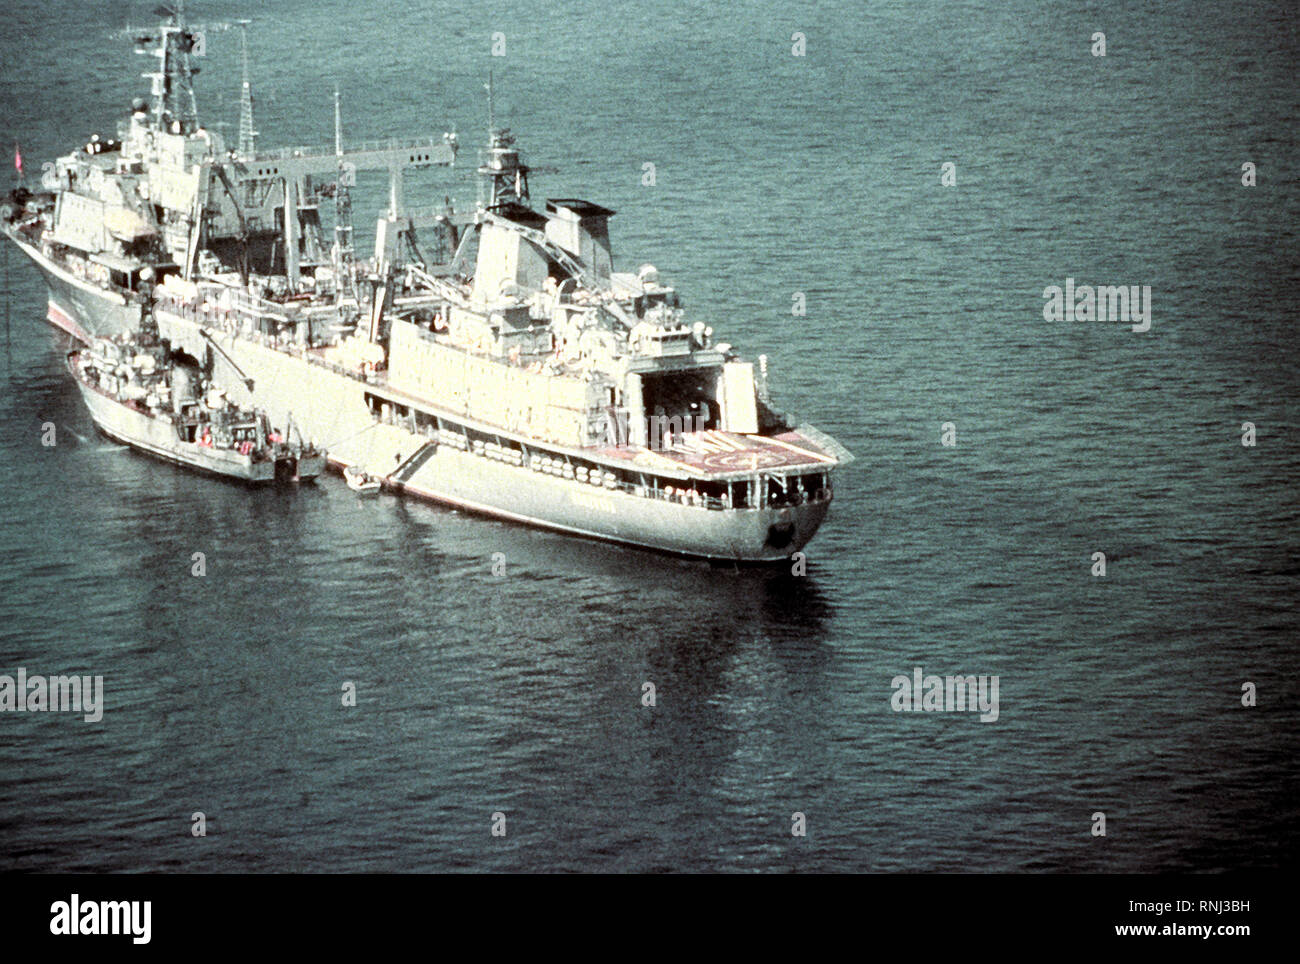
[333,89,357,301]
[236,20,257,158]
[137,1,202,134]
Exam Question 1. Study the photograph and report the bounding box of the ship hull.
[72,364,323,484]
[6,231,138,344]
[156,310,830,562]
[381,446,830,563]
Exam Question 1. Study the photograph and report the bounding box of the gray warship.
[70,331,323,484]
[4,4,852,561]
[0,2,458,342]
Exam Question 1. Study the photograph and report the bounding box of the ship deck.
[593,428,839,480]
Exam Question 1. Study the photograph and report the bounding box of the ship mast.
[236,20,257,158]
[333,88,356,302]
[476,71,530,211]
[140,1,202,135]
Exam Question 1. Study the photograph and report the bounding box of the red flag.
[13,144,21,175]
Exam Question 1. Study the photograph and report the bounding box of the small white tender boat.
[344,464,382,496]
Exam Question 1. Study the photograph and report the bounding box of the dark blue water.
[0,0,1296,871]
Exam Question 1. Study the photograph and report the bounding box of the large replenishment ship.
[3,4,852,561]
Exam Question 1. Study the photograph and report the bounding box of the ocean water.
[0,0,1296,872]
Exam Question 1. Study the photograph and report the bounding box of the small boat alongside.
[343,464,382,496]
[69,335,324,484]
